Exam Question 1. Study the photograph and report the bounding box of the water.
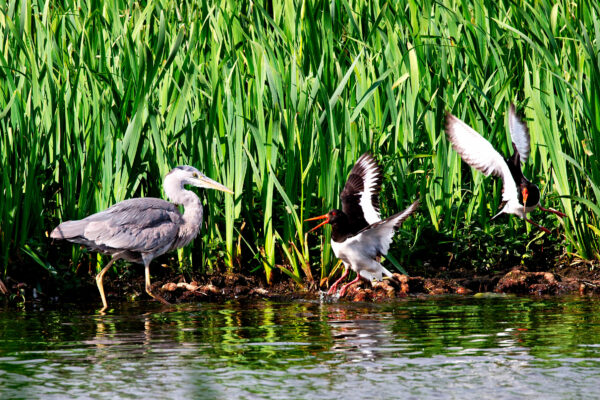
[1,296,599,399]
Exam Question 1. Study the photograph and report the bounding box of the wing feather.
[341,153,383,226]
[354,200,420,258]
[445,112,518,205]
[508,104,531,163]
[52,198,182,254]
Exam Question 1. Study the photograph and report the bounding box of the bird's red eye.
[331,211,336,216]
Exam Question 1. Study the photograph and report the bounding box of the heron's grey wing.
[354,200,420,258]
[59,198,183,254]
[508,104,530,163]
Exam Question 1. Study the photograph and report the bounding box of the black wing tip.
[352,152,383,182]
[405,199,420,215]
[356,153,381,174]
[357,152,374,161]
[397,199,420,223]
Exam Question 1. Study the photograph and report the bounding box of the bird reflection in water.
[326,306,394,364]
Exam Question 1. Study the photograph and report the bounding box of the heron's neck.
[164,176,203,246]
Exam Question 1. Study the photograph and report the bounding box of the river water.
[1,295,599,399]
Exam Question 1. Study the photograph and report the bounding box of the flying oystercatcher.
[305,153,419,297]
[444,104,566,233]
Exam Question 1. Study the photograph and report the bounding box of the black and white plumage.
[51,166,233,312]
[306,153,419,297]
[445,104,565,233]
[340,153,383,230]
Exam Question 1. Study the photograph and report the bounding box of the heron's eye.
[193,173,199,178]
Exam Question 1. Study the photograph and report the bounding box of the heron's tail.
[50,220,88,240]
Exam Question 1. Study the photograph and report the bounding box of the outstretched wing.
[341,153,383,229]
[51,198,183,255]
[508,104,531,164]
[354,200,420,259]
[445,112,518,206]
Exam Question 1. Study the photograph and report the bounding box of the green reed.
[1,0,598,286]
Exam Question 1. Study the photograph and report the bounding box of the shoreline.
[3,265,600,308]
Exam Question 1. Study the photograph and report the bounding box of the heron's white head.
[164,166,233,200]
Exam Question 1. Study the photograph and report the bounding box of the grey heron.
[51,165,233,312]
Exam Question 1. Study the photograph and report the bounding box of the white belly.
[503,199,539,219]
[330,237,390,280]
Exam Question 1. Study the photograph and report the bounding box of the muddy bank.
[3,264,600,306]
[134,266,600,303]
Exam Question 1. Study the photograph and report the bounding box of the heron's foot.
[146,288,171,305]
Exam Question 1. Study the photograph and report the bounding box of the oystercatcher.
[444,104,566,233]
[305,153,419,297]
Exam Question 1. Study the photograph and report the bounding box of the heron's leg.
[327,267,350,295]
[538,205,567,218]
[96,257,119,313]
[339,274,364,297]
[144,261,170,305]
[526,218,551,234]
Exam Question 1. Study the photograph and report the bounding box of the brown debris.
[6,260,600,306]
[372,280,396,298]
[495,269,558,294]
[162,282,178,292]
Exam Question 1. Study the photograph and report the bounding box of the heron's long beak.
[305,214,329,233]
[522,187,529,214]
[197,176,234,195]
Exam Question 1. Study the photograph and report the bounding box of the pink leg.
[339,274,363,297]
[539,205,567,218]
[526,218,551,234]
[327,268,350,295]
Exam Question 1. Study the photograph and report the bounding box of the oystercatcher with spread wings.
[306,153,419,297]
[445,104,565,233]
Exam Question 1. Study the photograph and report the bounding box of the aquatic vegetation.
[1,0,599,285]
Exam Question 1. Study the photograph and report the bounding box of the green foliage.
[0,0,598,285]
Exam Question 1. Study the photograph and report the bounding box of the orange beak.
[305,214,330,233]
[522,187,529,213]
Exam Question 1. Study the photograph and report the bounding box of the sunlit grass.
[1,0,598,286]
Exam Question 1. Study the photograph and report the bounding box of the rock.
[495,269,558,294]
[162,282,178,292]
[201,284,220,295]
[176,282,199,291]
[495,269,529,293]
[251,288,269,296]
[456,286,470,295]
